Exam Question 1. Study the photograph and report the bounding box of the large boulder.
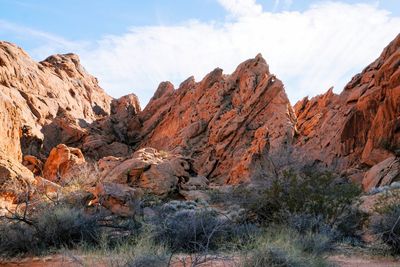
[99,148,206,196]
[88,182,143,217]
[42,144,85,182]
[362,157,400,191]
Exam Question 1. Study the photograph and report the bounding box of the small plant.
[371,190,400,253]
[0,203,102,257]
[150,200,256,253]
[240,227,331,267]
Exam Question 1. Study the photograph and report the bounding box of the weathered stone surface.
[88,182,143,216]
[42,144,85,182]
[0,155,36,202]
[1,34,399,193]
[99,148,203,196]
[22,155,43,176]
[362,157,400,191]
[0,41,112,160]
[292,34,400,189]
[122,54,296,185]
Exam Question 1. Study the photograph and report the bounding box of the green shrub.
[35,205,100,248]
[212,171,364,239]
[0,204,102,257]
[371,191,400,253]
[240,227,331,267]
[0,220,37,256]
[150,201,257,253]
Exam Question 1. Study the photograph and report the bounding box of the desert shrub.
[0,204,103,257]
[150,200,257,253]
[35,204,100,248]
[0,220,37,256]
[240,227,331,267]
[123,237,170,267]
[212,171,364,240]
[371,190,400,253]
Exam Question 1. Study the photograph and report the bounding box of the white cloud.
[218,0,263,17]
[0,20,87,58]
[1,2,399,108]
[77,1,400,106]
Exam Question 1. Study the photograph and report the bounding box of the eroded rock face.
[43,144,85,182]
[123,54,296,185]
[1,34,399,196]
[0,41,112,194]
[99,148,204,196]
[292,34,400,187]
[0,41,112,159]
[362,157,400,191]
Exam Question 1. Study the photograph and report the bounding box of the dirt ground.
[1,253,400,267]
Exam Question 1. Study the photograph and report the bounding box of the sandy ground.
[2,253,400,267]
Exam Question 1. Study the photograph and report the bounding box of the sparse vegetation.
[240,227,332,267]
[0,168,396,266]
[371,189,400,253]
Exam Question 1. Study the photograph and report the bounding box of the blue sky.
[1,0,399,106]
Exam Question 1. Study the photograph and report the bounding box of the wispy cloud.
[217,0,263,17]
[0,20,88,59]
[79,1,400,106]
[1,1,399,108]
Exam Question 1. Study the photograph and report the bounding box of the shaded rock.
[0,155,36,203]
[88,182,143,217]
[22,155,43,176]
[363,157,400,191]
[42,144,85,182]
[100,148,201,196]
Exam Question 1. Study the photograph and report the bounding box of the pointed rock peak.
[152,81,175,100]
[179,76,196,90]
[199,68,224,88]
[255,53,267,63]
[233,53,270,77]
[41,53,81,67]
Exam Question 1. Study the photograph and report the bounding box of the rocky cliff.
[292,34,400,190]
[0,41,112,198]
[0,34,399,207]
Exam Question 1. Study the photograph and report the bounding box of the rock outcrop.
[292,33,400,189]
[0,33,399,202]
[98,148,207,196]
[0,41,112,159]
[0,41,112,200]
[43,144,85,183]
[119,54,296,185]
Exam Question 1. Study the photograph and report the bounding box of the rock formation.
[0,41,112,200]
[123,54,296,184]
[0,34,399,213]
[292,34,400,188]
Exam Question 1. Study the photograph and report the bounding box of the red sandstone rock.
[131,54,296,184]
[99,148,202,196]
[362,157,400,191]
[1,34,399,194]
[88,182,143,217]
[42,144,85,182]
[293,34,400,189]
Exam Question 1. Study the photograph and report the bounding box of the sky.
[1,0,399,107]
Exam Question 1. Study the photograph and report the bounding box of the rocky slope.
[292,34,400,190]
[0,34,399,214]
[0,41,112,199]
[136,54,297,184]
